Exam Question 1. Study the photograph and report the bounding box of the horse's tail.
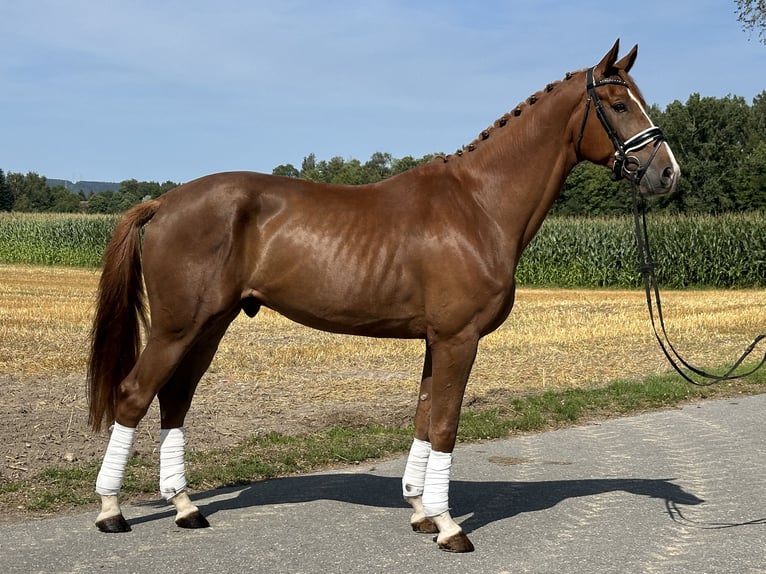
[87,199,162,431]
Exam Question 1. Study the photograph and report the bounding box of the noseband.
[576,67,665,184]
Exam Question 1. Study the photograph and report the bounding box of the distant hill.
[47,179,120,197]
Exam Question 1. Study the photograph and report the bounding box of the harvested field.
[1,264,764,484]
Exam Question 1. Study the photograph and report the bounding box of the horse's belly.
[263,296,427,338]
[247,258,426,337]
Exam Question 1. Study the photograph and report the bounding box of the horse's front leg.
[405,334,478,552]
[403,344,439,534]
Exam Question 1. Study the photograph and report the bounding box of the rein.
[630,184,766,386]
[580,66,766,385]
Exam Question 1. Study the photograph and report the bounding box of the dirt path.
[0,373,417,486]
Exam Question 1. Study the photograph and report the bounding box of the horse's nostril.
[662,166,674,183]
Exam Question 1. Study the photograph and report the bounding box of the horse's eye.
[612,102,628,113]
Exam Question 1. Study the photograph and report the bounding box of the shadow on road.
[129,473,704,534]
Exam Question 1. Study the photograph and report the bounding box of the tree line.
[0,172,178,214]
[1,91,765,216]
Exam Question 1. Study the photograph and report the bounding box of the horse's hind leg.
[95,335,195,532]
[156,314,236,529]
[94,310,236,532]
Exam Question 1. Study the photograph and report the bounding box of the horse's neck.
[447,84,582,247]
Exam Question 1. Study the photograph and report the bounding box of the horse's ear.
[594,39,621,76]
[614,44,638,73]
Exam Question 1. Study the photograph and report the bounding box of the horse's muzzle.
[640,160,679,196]
[635,140,680,197]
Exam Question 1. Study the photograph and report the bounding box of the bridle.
[576,67,666,184]
[577,67,766,386]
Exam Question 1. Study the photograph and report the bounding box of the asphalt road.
[2,394,765,573]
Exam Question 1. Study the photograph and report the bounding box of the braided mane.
[434,70,582,163]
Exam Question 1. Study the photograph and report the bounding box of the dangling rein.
[580,64,765,386]
[629,182,766,386]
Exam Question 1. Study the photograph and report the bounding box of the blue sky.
[1,1,764,183]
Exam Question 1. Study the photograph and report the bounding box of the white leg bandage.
[422,449,452,517]
[160,427,187,500]
[95,423,136,496]
[402,438,431,498]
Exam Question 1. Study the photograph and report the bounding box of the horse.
[87,40,679,553]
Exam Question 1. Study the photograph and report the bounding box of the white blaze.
[628,89,680,177]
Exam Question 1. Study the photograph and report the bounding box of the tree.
[7,172,53,212]
[748,91,766,147]
[362,152,394,182]
[652,94,757,213]
[556,163,625,216]
[733,141,766,210]
[49,187,81,212]
[272,164,300,178]
[87,191,118,214]
[0,169,12,211]
[736,0,766,44]
[332,158,365,185]
[299,153,322,182]
[392,155,422,175]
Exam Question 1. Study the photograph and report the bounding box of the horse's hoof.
[437,531,475,553]
[176,510,210,529]
[411,518,439,534]
[96,514,131,533]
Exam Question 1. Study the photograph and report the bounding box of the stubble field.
[2,263,763,495]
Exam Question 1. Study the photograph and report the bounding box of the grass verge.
[4,365,764,519]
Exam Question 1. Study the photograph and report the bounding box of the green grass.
[3,364,764,517]
[189,426,415,487]
[25,468,95,511]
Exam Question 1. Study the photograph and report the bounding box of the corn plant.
[516,212,766,288]
[0,213,117,267]
[1,212,764,288]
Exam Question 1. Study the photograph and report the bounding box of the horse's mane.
[432,68,586,164]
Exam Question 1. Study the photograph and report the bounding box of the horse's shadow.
[130,473,704,534]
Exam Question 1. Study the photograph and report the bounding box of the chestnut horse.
[88,40,679,552]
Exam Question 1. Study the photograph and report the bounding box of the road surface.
[2,394,765,573]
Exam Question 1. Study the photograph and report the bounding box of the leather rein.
[579,66,766,386]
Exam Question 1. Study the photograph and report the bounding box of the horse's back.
[140,169,513,339]
[139,171,429,334]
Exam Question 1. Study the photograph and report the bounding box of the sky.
[1,1,764,184]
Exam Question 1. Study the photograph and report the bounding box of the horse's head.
[574,40,679,196]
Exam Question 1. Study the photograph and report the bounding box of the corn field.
[516,212,766,288]
[0,213,118,268]
[0,211,764,288]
